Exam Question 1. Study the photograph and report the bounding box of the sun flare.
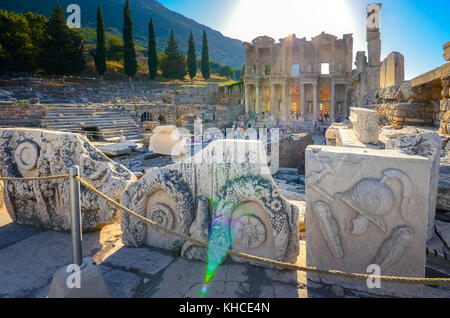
[223,0,359,42]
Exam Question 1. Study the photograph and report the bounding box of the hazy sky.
[159,0,450,80]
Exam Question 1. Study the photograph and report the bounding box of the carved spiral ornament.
[235,215,266,249]
[149,204,174,233]
[348,179,394,216]
[14,141,39,171]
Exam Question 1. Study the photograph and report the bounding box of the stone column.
[300,83,305,118]
[244,84,249,114]
[330,82,335,122]
[255,84,260,114]
[344,84,349,118]
[313,83,319,118]
[270,85,276,116]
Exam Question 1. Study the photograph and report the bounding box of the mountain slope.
[0,0,244,68]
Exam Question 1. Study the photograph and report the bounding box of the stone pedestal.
[148,125,187,156]
[306,146,430,297]
[48,257,111,298]
[349,107,379,144]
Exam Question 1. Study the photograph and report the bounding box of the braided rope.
[0,174,69,181]
[75,175,450,286]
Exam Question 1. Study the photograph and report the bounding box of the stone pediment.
[312,32,337,43]
[252,36,275,46]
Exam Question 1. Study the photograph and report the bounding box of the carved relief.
[371,226,415,272]
[0,129,135,231]
[121,140,300,266]
[336,169,413,234]
[14,141,39,171]
[234,214,266,249]
[181,196,211,261]
[121,168,194,248]
[148,204,175,234]
[313,201,344,258]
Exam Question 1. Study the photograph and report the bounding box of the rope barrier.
[74,175,450,286]
[0,174,69,181]
[1,173,449,285]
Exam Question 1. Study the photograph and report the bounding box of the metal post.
[69,165,83,266]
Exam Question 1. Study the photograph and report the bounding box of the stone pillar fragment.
[306,145,430,297]
[313,83,319,118]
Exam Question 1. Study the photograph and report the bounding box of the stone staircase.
[40,104,144,142]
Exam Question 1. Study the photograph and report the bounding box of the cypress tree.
[148,17,158,81]
[123,0,137,89]
[187,31,196,82]
[201,30,210,80]
[160,29,186,80]
[95,4,107,81]
[41,3,85,77]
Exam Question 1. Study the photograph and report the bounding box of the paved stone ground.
[0,207,449,298]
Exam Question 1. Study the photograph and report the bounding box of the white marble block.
[349,107,379,144]
[305,145,430,297]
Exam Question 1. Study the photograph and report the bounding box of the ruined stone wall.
[124,103,244,131]
[0,101,44,127]
[380,52,404,89]
[440,76,450,135]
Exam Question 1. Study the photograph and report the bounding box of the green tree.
[24,12,48,71]
[148,17,158,81]
[201,30,210,80]
[106,34,123,62]
[94,4,107,81]
[219,65,234,80]
[41,3,86,77]
[0,10,34,72]
[123,0,137,89]
[187,31,197,82]
[0,43,5,59]
[160,29,186,80]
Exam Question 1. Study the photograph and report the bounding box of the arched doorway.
[141,112,152,123]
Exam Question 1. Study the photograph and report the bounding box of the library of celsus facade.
[243,32,354,122]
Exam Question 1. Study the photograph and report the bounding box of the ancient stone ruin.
[0,128,136,231]
[121,139,300,265]
[306,145,430,297]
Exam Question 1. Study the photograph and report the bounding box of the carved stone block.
[349,107,379,144]
[306,146,431,297]
[0,128,136,231]
[121,139,299,266]
[148,125,187,156]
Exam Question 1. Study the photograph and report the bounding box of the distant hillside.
[0,0,245,68]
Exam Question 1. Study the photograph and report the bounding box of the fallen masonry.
[121,139,300,266]
[0,128,136,231]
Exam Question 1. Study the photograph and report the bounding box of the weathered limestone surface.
[97,141,137,157]
[279,133,313,174]
[336,129,368,148]
[380,52,404,89]
[148,125,187,156]
[439,148,450,212]
[387,132,441,241]
[325,123,351,146]
[121,139,299,266]
[306,146,430,297]
[445,41,450,62]
[349,107,379,144]
[0,128,136,231]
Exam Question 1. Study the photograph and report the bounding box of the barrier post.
[69,165,82,266]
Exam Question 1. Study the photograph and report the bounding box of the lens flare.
[204,196,253,285]
[198,283,209,297]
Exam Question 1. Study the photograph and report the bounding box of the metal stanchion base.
[47,257,111,298]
